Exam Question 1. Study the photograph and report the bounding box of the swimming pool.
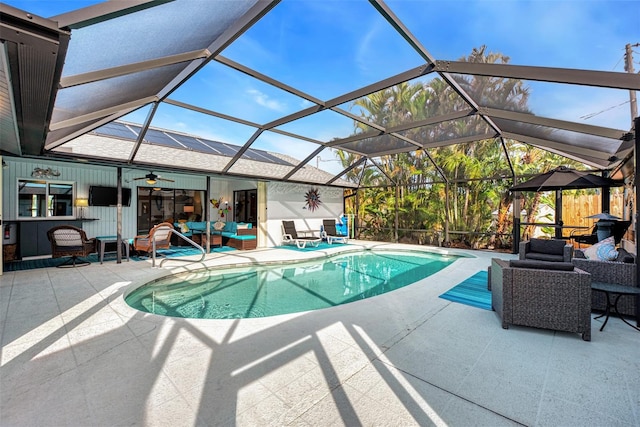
[125,249,459,319]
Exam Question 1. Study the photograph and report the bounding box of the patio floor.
[1,241,638,426]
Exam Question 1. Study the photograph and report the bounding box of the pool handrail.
[152,228,206,267]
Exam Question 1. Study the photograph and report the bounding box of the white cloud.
[247,88,287,112]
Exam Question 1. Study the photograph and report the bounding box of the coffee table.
[591,281,640,331]
[201,233,222,248]
[96,236,130,264]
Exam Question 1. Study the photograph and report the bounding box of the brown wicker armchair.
[132,222,173,256]
[47,225,96,267]
[491,258,592,341]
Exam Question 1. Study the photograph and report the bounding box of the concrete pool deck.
[1,241,638,426]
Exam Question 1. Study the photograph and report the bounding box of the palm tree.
[339,45,588,248]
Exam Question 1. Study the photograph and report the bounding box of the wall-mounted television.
[89,186,131,206]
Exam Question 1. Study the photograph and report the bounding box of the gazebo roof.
[1,0,638,187]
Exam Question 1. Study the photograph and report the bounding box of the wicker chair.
[132,222,173,256]
[490,258,592,341]
[519,238,573,262]
[572,249,637,318]
[47,225,96,267]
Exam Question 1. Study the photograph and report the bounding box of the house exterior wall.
[265,182,344,247]
[2,158,345,254]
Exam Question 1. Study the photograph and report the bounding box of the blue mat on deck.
[439,270,492,310]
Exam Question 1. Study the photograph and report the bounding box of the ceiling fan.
[131,171,174,185]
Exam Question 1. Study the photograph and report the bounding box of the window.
[18,179,75,219]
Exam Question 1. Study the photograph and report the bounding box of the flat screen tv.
[89,186,131,206]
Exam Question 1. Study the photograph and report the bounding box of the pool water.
[125,249,459,319]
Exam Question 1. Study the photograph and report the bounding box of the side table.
[590,281,640,332]
[96,236,130,264]
[202,233,222,248]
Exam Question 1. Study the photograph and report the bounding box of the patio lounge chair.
[321,219,348,244]
[281,220,321,249]
[132,222,173,256]
[47,225,96,267]
[490,258,591,341]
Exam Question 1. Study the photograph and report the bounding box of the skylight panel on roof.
[143,129,185,149]
[339,134,416,157]
[52,63,187,127]
[169,134,216,153]
[169,59,313,125]
[61,0,258,76]
[149,102,259,149]
[273,109,371,143]
[221,0,425,100]
[492,117,623,156]
[198,140,238,157]
[92,122,137,140]
[248,130,325,170]
[402,116,493,146]
[386,0,638,72]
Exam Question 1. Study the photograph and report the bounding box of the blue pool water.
[125,249,459,319]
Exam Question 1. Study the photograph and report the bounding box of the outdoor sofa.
[491,258,591,341]
[174,221,257,250]
[572,248,637,319]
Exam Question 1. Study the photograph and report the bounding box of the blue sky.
[6,0,640,172]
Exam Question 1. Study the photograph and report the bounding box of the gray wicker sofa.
[519,238,573,262]
[572,248,637,318]
[491,258,592,341]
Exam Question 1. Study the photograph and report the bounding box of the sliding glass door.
[136,187,205,234]
[234,189,257,226]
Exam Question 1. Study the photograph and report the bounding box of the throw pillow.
[179,222,189,233]
[237,223,249,229]
[213,221,225,231]
[583,236,617,261]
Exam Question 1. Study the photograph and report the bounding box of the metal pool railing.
[152,228,206,268]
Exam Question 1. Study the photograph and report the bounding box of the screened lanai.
[1,0,639,246]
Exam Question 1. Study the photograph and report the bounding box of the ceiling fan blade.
[157,177,175,182]
[131,177,147,181]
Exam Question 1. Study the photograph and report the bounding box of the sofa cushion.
[223,221,238,234]
[524,252,565,262]
[509,260,575,271]
[529,238,566,255]
[231,234,256,240]
[583,236,617,261]
[187,221,207,231]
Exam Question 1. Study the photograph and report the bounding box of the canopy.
[585,212,622,220]
[510,167,620,192]
[0,1,637,188]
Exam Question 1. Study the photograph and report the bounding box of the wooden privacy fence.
[562,193,624,227]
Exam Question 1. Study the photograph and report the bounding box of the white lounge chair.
[282,221,321,249]
[321,219,348,244]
